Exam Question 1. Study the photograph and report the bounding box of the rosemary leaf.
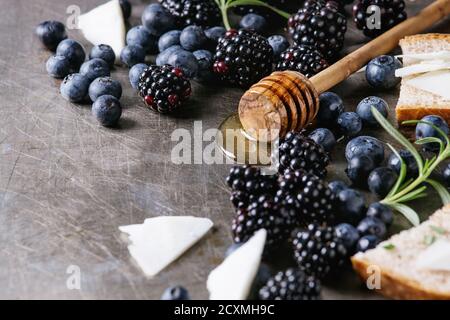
[372,108,424,173]
[386,144,407,197]
[426,179,450,205]
[389,203,420,226]
[415,137,444,154]
[403,120,450,147]
[395,185,427,203]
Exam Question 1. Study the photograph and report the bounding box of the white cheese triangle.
[415,240,450,272]
[404,70,450,101]
[119,216,213,277]
[396,62,450,77]
[207,229,266,300]
[397,51,450,62]
[78,0,126,63]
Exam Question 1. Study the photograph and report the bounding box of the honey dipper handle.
[310,0,450,94]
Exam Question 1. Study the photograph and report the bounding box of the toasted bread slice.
[396,34,450,124]
[351,205,450,300]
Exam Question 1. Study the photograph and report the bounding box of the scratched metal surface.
[0,0,448,300]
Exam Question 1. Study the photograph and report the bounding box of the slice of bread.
[396,34,450,124]
[351,205,450,300]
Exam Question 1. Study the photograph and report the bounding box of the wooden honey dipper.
[238,0,450,141]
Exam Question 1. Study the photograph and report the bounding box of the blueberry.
[345,136,385,165]
[126,25,158,54]
[249,263,273,299]
[368,167,398,198]
[129,63,148,90]
[308,128,336,152]
[56,39,86,69]
[142,4,176,36]
[92,95,122,127]
[80,58,110,82]
[387,149,419,178]
[88,77,122,101]
[444,164,450,187]
[367,203,394,226]
[267,35,289,61]
[120,44,146,67]
[193,50,214,81]
[205,26,226,44]
[252,263,272,288]
[366,55,402,90]
[356,96,389,127]
[167,49,199,79]
[224,242,243,258]
[46,55,73,78]
[120,0,132,20]
[317,92,344,127]
[158,30,182,52]
[328,180,348,195]
[161,286,190,300]
[180,26,207,51]
[337,188,366,225]
[156,45,183,66]
[239,14,267,34]
[356,235,380,252]
[357,217,387,239]
[337,112,362,137]
[36,20,67,51]
[335,223,360,252]
[346,154,376,187]
[60,73,90,103]
[415,115,449,152]
[89,44,116,68]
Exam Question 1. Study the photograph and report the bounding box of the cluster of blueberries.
[125,3,226,84]
[36,2,292,128]
[304,54,450,253]
[326,113,450,254]
[37,20,123,127]
[125,3,289,86]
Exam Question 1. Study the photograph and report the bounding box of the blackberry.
[138,65,192,114]
[292,224,349,279]
[213,29,273,88]
[275,170,337,226]
[353,0,407,38]
[259,268,321,300]
[232,195,292,246]
[276,45,329,78]
[159,0,221,27]
[226,165,277,209]
[278,131,330,177]
[288,0,347,59]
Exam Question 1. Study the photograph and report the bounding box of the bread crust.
[400,33,450,46]
[396,106,450,124]
[351,256,450,300]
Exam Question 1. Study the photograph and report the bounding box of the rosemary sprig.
[372,107,450,226]
[214,0,291,30]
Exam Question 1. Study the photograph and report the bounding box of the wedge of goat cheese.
[207,229,266,300]
[119,216,213,277]
[78,0,126,62]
